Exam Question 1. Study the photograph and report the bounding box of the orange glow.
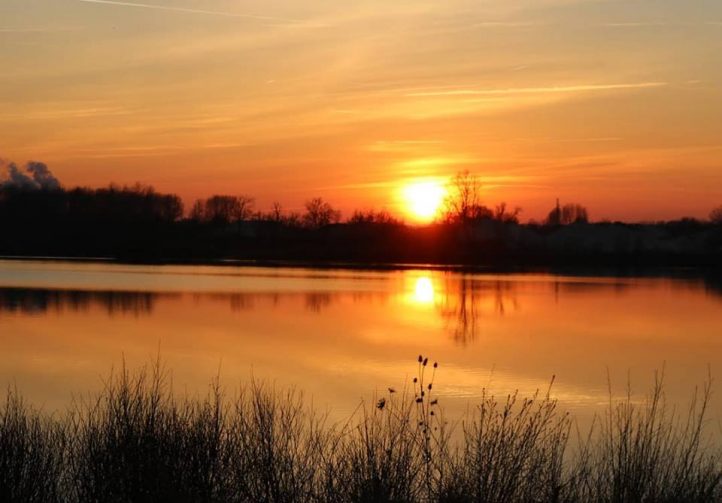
[1,0,721,221]
[1,262,721,427]
[412,276,436,305]
[402,180,447,222]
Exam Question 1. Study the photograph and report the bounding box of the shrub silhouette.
[1,358,720,502]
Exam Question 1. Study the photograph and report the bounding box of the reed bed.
[1,358,720,503]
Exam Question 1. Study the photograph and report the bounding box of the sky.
[1,0,722,222]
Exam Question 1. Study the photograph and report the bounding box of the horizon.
[2,4,722,500]
[1,159,720,224]
[2,0,722,222]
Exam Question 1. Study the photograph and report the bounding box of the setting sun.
[402,181,447,222]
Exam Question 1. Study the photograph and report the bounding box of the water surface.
[1,260,720,428]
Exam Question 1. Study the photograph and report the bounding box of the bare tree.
[234,195,255,221]
[445,170,482,222]
[546,200,588,225]
[189,200,205,221]
[546,199,562,226]
[303,197,341,229]
[190,195,255,223]
[710,205,722,224]
[470,204,493,220]
[269,202,284,222]
[494,202,522,224]
[560,203,589,224]
[348,209,400,225]
[284,211,302,227]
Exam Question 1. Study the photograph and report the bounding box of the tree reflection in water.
[5,273,715,343]
[437,277,520,345]
[0,287,172,317]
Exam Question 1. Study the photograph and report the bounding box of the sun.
[402,180,446,222]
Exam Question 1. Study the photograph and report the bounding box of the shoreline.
[1,254,719,282]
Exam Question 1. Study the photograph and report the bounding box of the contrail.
[405,82,668,97]
[77,0,299,23]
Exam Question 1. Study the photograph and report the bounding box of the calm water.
[1,259,721,428]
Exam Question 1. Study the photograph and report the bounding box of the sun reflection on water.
[412,276,436,305]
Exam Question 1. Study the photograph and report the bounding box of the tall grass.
[0,358,720,503]
[0,390,64,503]
[567,373,722,503]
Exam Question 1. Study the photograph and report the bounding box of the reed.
[0,389,64,503]
[0,358,719,502]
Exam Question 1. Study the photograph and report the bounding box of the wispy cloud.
[0,27,79,33]
[0,105,132,121]
[66,141,253,159]
[76,0,300,23]
[472,21,544,28]
[404,82,667,98]
[602,22,669,28]
[511,136,623,144]
[367,140,446,153]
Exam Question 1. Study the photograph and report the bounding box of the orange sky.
[1,0,722,221]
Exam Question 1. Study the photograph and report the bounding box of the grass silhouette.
[1,357,720,502]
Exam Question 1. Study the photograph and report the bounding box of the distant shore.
[2,184,720,273]
[1,252,720,278]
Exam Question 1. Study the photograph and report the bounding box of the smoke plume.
[0,159,62,191]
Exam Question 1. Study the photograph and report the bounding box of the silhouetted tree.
[303,197,341,229]
[269,202,284,222]
[470,205,494,220]
[546,200,588,225]
[561,203,589,224]
[444,170,481,222]
[189,200,205,221]
[68,183,183,223]
[442,171,503,223]
[190,195,254,223]
[710,205,722,224]
[546,199,562,226]
[348,209,400,225]
[284,211,303,228]
[494,202,522,224]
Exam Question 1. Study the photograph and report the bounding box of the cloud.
[472,21,545,28]
[367,140,446,153]
[0,27,78,33]
[0,106,132,121]
[76,0,300,23]
[404,82,668,98]
[602,22,670,28]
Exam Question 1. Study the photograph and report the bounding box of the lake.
[1,259,720,430]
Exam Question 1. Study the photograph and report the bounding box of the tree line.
[2,161,722,228]
[2,162,721,266]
